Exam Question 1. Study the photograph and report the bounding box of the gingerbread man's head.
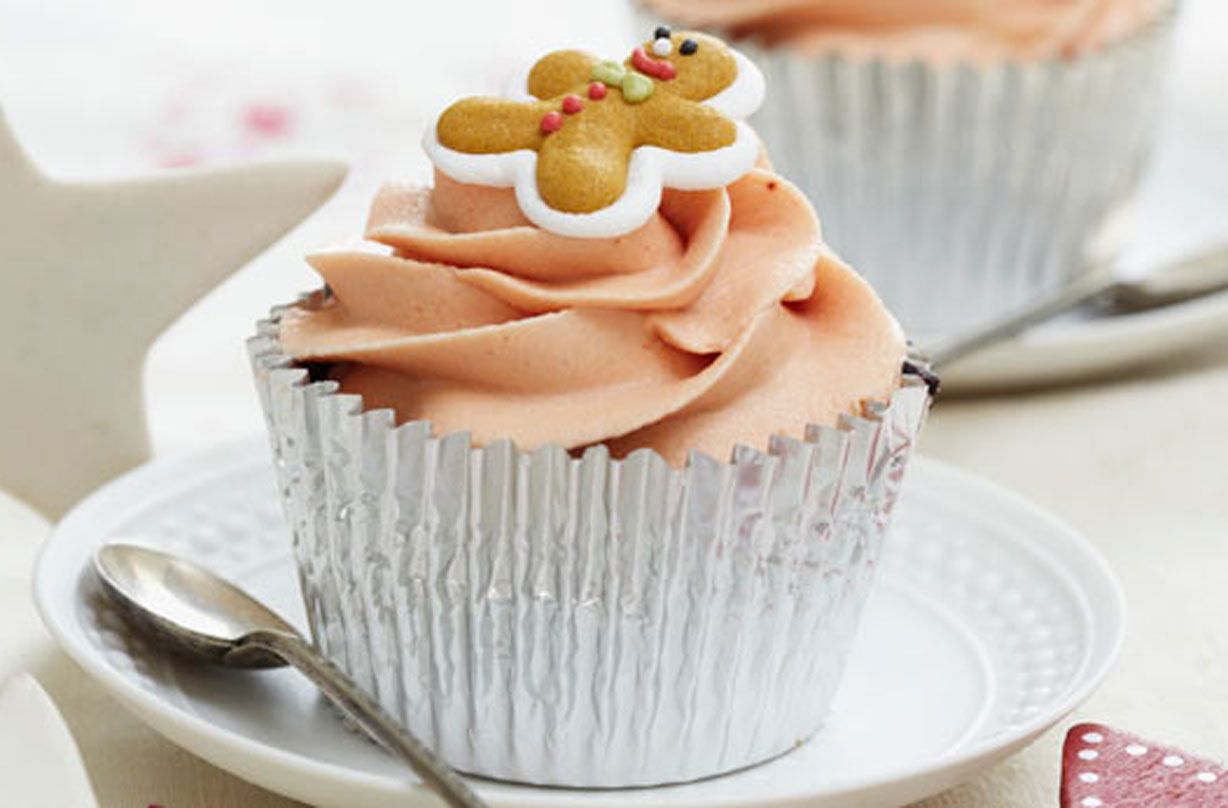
[424,28,765,238]
[624,28,740,104]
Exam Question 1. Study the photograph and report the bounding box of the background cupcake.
[251,30,932,787]
[639,0,1178,338]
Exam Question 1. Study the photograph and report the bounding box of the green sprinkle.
[590,60,627,86]
[620,71,654,103]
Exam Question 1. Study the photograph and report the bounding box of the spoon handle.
[242,630,486,808]
[924,270,1113,368]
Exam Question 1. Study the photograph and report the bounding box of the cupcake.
[250,28,931,788]
[639,0,1177,337]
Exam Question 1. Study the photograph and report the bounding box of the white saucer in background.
[36,441,1124,808]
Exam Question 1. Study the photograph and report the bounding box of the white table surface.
[1,0,1226,806]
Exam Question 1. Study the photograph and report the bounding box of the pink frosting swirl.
[643,0,1167,62]
[280,168,905,464]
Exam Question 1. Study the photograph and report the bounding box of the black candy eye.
[654,25,671,40]
[679,38,698,56]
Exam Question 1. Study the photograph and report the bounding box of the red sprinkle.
[587,82,608,100]
[241,103,293,137]
[631,47,677,80]
[540,111,564,134]
[561,94,583,114]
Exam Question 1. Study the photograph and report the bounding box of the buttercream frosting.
[280,168,906,464]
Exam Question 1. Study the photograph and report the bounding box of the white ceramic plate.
[36,441,1125,808]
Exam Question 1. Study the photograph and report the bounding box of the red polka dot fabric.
[1062,723,1228,807]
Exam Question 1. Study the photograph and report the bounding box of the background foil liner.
[248,303,931,787]
[638,5,1176,338]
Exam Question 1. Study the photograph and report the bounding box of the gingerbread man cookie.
[423,28,765,238]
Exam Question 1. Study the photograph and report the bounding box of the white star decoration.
[0,109,345,517]
[0,675,97,807]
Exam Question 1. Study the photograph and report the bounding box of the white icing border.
[421,45,766,239]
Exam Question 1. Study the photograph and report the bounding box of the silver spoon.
[93,542,486,808]
[924,242,1228,368]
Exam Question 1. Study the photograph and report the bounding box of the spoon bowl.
[92,542,486,807]
[94,543,294,668]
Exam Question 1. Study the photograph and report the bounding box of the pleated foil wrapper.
[637,5,1176,338]
[248,304,932,787]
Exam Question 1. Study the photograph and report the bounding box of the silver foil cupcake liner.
[637,5,1176,337]
[248,303,931,787]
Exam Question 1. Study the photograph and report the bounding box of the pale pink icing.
[280,168,905,465]
[643,0,1168,63]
